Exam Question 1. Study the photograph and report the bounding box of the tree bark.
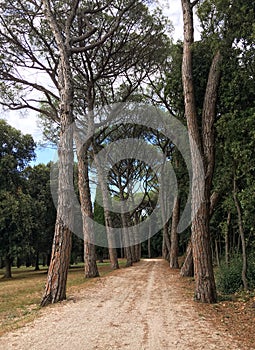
[41,0,75,306]
[181,0,219,303]
[225,211,231,266]
[119,191,133,268]
[148,237,151,258]
[180,191,221,275]
[93,149,119,270]
[34,250,40,271]
[233,176,248,290]
[180,241,194,277]
[75,135,99,278]
[170,195,180,268]
[215,239,220,267]
[3,255,12,279]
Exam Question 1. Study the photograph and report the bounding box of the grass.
[0,260,126,336]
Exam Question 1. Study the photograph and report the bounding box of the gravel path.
[0,259,243,350]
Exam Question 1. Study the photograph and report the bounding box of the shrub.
[216,254,255,294]
[247,253,255,289]
[216,256,243,294]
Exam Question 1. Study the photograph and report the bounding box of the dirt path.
[0,259,245,350]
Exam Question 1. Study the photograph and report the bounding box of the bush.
[216,254,255,294]
[216,256,243,294]
[247,253,255,289]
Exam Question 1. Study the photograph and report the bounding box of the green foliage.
[24,163,56,264]
[0,120,36,268]
[216,256,243,294]
[0,119,36,191]
[0,189,33,258]
[216,255,255,294]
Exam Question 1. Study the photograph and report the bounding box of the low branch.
[191,0,200,8]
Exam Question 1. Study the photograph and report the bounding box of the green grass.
[0,260,126,336]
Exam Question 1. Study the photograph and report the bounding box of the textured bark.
[125,247,133,267]
[84,242,99,278]
[41,0,75,306]
[41,223,72,306]
[209,192,220,218]
[131,245,137,263]
[180,192,220,275]
[170,195,180,269]
[180,241,194,277]
[75,135,99,278]
[135,244,141,262]
[181,0,220,303]
[41,114,74,306]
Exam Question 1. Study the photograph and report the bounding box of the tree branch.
[191,0,200,8]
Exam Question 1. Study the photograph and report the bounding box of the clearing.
[0,259,252,350]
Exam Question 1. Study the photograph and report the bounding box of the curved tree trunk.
[161,222,170,261]
[180,241,194,277]
[75,134,99,278]
[181,0,220,303]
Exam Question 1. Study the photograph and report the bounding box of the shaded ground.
[0,259,253,350]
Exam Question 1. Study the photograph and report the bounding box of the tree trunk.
[215,239,220,267]
[93,150,119,270]
[170,195,180,268]
[135,244,141,262]
[181,0,220,303]
[161,159,171,261]
[84,242,99,278]
[75,134,99,278]
[120,197,133,267]
[122,216,133,267]
[16,257,21,268]
[148,237,151,258]
[233,176,248,290]
[225,211,231,265]
[41,222,72,306]
[125,246,133,267]
[4,256,12,279]
[191,203,217,303]
[180,241,194,277]
[162,222,171,261]
[34,250,40,271]
[182,192,220,276]
[41,0,75,306]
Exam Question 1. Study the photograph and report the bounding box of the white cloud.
[3,110,42,143]
[160,0,201,41]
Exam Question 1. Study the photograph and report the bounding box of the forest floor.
[0,259,254,350]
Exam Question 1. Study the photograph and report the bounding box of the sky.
[2,0,201,165]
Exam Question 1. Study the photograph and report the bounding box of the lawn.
[0,261,126,336]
